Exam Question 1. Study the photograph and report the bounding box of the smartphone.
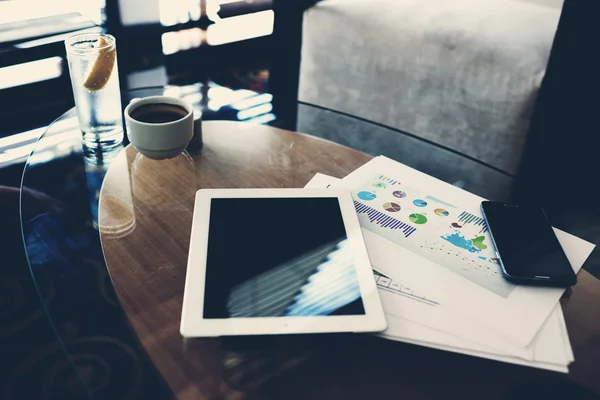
[480,201,576,287]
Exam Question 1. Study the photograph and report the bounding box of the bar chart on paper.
[354,201,417,238]
[378,175,400,185]
[457,211,489,233]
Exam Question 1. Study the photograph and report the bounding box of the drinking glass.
[65,33,123,148]
[87,149,136,237]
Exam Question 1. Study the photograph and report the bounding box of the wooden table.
[99,121,600,399]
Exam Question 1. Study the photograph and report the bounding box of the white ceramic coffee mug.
[124,96,193,160]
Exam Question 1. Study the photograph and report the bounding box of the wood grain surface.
[99,121,600,399]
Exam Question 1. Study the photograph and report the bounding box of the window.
[0,0,103,27]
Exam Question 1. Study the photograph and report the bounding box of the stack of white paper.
[305,156,595,372]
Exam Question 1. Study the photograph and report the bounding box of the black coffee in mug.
[130,103,188,124]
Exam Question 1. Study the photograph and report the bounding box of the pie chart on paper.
[409,213,428,224]
[393,190,407,199]
[435,208,450,217]
[357,191,377,201]
[413,199,428,207]
[383,202,401,212]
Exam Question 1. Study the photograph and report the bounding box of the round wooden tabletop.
[99,121,600,399]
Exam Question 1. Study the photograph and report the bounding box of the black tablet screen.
[203,197,365,319]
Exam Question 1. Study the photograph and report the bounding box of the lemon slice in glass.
[83,36,116,92]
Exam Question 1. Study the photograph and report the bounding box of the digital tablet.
[180,188,387,337]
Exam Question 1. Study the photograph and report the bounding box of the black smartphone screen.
[481,202,576,285]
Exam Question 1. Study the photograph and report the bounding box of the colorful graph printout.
[353,201,416,238]
[350,174,515,298]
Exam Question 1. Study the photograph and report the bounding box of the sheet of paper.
[306,174,532,358]
[376,272,573,365]
[305,173,340,189]
[372,263,534,359]
[381,313,569,373]
[556,305,575,363]
[305,172,575,368]
[373,269,577,364]
[340,156,595,346]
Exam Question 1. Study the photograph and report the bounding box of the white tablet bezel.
[180,188,387,337]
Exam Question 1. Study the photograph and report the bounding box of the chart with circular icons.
[382,202,401,212]
[434,208,449,217]
[350,174,515,298]
[409,213,428,224]
[357,191,377,201]
[413,199,428,207]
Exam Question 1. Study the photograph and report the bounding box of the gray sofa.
[297,0,563,175]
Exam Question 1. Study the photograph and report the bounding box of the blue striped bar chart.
[378,175,399,185]
[457,211,489,233]
[354,201,416,237]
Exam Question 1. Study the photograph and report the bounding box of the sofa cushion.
[517,0,563,9]
[298,0,561,174]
